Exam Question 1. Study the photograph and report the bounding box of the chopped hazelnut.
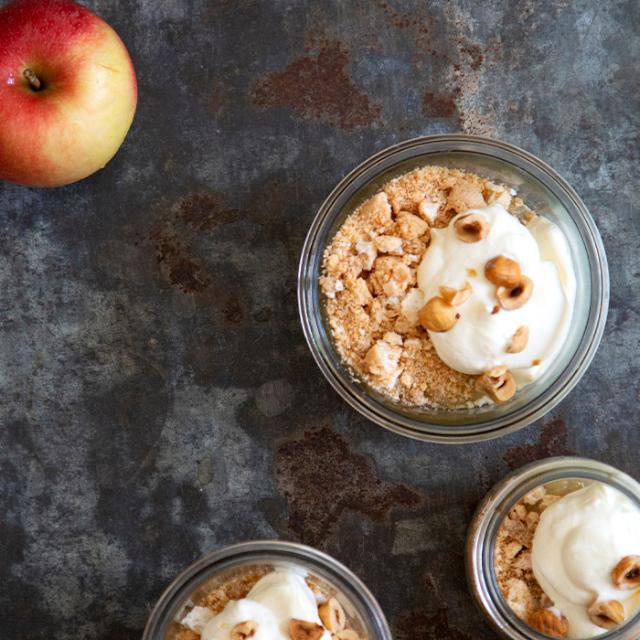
[454,213,489,243]
[231,621,258,640]
[529,609,569,638]
[318,598,346,632]
[289,619,325,640]
[439,281,472,306]
[485,255,522,287]
[611,556,640,589]
[507,325,529,354]
[497,276,533,310]
[478,365,516,403]
[588,600,626,629]
[418,297,459,332]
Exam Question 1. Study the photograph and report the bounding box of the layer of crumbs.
[493,485,562,623]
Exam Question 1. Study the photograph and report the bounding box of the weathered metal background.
[1,1,638,638]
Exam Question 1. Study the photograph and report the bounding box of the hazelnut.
[332,631,360,640]
[232,621,258,640]
[507,325,529,353]
[588,600,626,629]
[454,213,489,243]
[528,609,568,638]
[418,297,459,332]
[289,619,325,640]
[484,255,522,287]
[478,365,516,403]
[497,276,533,310]
[318,598,346,632]
[611,555,640,589]
[439,281,472,306]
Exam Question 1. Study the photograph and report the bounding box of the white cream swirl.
[532,483,640,638]
[181,570,330,640]
[417,203,575,383]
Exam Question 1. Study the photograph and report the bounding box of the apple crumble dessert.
[174,567,366,640]
[320,165,576,409]
[495,481,640,638]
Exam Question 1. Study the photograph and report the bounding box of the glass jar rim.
[297,134,609,443]
[142,540,392,640]
[465,456,640,640]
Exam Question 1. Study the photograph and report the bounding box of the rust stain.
[252,41,381,130]
[151,227,210,294]
[503,419,574,470]
[422,90,460,119]
[276,427,421,546]
[148,191,242,294]
[458,38,484,71]
[177,192,239,232]
[394,608,471,640]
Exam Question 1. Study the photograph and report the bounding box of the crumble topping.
[494,485,563,622]
[320,165,531,408]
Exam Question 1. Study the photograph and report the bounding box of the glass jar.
[466,456,640,639]
[297,135,609,443]
[142,540,392,640]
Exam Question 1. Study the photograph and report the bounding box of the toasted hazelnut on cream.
[497,276,533,310]
[232,621,258,640]
[507,325,529,353]
[418,297,459,332]
[588,600,626,629]
[318,598,346,632]
[454,213,489,243]
[528,609,569,638]
[439,281,472,306]
[611,555,640,589]
[332,631,360,640]
[289,619,325,640]
[478,365,516,403]
[484,255,522,287]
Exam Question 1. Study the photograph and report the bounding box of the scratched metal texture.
[0,1,638,638]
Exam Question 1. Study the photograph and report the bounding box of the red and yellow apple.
[0,0,137,187]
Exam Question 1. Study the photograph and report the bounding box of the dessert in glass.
[320,165,576,409]
[298,135,608,442]
[466,457,640,639]
[143,541,391,640]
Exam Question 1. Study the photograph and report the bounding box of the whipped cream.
[417,203,575,382]
[531,483,640,638]
[182,570,331,640]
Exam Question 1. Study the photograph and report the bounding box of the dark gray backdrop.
[1,1,638,638]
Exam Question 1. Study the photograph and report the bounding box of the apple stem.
[23,68,42,91]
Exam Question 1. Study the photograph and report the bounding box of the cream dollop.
[531,483,640,638]
[417,203,575,383]
[181,570,330,640]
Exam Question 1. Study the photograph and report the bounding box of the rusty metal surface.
[1,1,638,638]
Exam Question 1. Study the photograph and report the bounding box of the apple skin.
[0,0,137,187]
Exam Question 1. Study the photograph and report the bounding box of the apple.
[0,0,137,187]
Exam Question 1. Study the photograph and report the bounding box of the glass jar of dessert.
[466,457,640,639]
[143,540,391,640]
[298,135,609,442]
